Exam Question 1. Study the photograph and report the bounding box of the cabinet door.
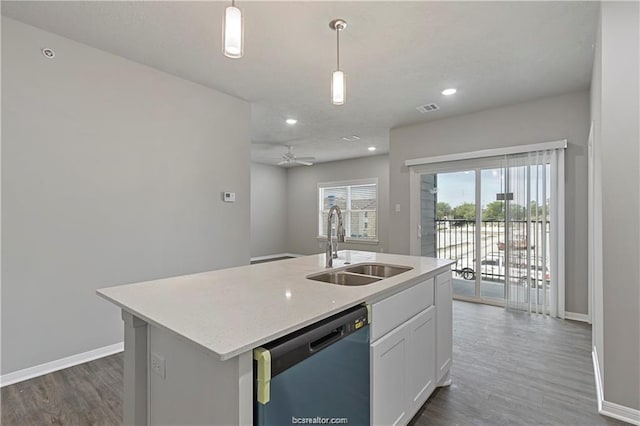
[406,306,436,413]
[371,323,408,426]
[436,271,453,382]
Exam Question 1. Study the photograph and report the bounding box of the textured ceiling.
[2,1,598,166]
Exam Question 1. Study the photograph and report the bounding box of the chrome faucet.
[326,205,345,267]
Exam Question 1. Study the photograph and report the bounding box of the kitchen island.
[97,250,455,425]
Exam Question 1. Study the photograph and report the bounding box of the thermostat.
[223,192,236,203]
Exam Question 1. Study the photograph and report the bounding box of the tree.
[508,203,527,220]
[483,201,504,220]
[437,202,452,219]
[452,203,475,220]
[483,201,528,221]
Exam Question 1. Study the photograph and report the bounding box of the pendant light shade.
[223,2,243,59]
[332,70,345,105]
[330,19,347,106]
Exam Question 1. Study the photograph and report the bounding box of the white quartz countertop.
[97,251,454,361]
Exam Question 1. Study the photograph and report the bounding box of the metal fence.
[435,219,550,282]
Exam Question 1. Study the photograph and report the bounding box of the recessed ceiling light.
[442,88,457,96]
[368,146,376,152]
[42,48,55,58]
[342,135,361,142]
[285,118,298,125]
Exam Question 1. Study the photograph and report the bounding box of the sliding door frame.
[409,157,508,306]
[408,141,566,316]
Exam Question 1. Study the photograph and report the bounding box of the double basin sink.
[306,263,413,286]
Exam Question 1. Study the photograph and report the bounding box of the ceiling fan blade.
[277,160,288,165]
[297,160,313,166]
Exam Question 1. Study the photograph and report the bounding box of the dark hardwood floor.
[409,302,625,426]
[2,301,625,425]
[1,352,122,425]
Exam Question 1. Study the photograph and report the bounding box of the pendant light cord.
[336,27,340,70]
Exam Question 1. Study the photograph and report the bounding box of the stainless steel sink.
[306,271,382,286]
[306,262,413,286]
[344,263,413,278]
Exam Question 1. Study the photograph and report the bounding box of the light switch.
[223,192,236,203]
[395,204,401,212]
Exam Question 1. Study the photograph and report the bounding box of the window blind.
[318,181,378,242]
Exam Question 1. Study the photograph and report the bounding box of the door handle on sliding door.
[417,224,422,238]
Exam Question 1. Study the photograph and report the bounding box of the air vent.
[416,103,440,113]
[342,135,361,142]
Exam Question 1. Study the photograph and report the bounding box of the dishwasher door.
[254,305,370,426]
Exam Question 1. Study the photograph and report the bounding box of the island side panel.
[122,310,148,426]
[147,323,252,425]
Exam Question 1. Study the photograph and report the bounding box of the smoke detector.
[416,103,439,113]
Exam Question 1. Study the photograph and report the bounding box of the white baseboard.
[593,346,640,425]
[250,253,304,262]
[0,342,124,387]
[593,346,604,412]
[601,400,640,425]
[565,311,591,323]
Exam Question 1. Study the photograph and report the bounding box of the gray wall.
[590,6,604,377]
[286,155,389,255]
[1,18,250,375]
[596,2,640,410]
[389,91,590,315]
[250,163,288,257]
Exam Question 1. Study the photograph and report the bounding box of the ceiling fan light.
[223,4,243,59]
[332,70,345,105]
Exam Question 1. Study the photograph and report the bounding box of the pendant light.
[223,0,243,59]
[330,19,347,105]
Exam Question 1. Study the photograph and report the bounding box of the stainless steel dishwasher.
[253,305,370,426]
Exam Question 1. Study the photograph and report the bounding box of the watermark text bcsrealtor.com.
[291,416,348,424]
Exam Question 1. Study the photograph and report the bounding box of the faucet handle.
[337,223,346,242]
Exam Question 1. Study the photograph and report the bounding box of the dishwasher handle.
[309,326,344,353]
[259,304,369,378]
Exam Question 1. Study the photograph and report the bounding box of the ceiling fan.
[278,146,315,166]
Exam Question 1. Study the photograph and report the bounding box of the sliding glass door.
[412,150,562,315]
[421,171,477,299]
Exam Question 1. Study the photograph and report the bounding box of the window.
[318,179,378,243]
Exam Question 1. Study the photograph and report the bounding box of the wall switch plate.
[150,352,166,379]
[395,204,401,212]
[222,192,236,202]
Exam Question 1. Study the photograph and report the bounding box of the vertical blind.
[503,149,565,318]
[318,182,378,241]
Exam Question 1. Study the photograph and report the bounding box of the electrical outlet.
[150,352,165,379]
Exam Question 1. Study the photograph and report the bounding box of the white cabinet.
[370,306,436,426]
[370,270,452,426]
[371,277,433,341]
[436,271,452,383]
[370,275,440,426]
[406,306,436,413]
[371,321,409,426]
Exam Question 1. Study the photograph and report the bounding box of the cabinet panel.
[371,323,408,426]
[371,278,434,342]
[406,306,436,413]
[436,271,452,382]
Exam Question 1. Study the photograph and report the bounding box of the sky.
[429,166,551,209]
